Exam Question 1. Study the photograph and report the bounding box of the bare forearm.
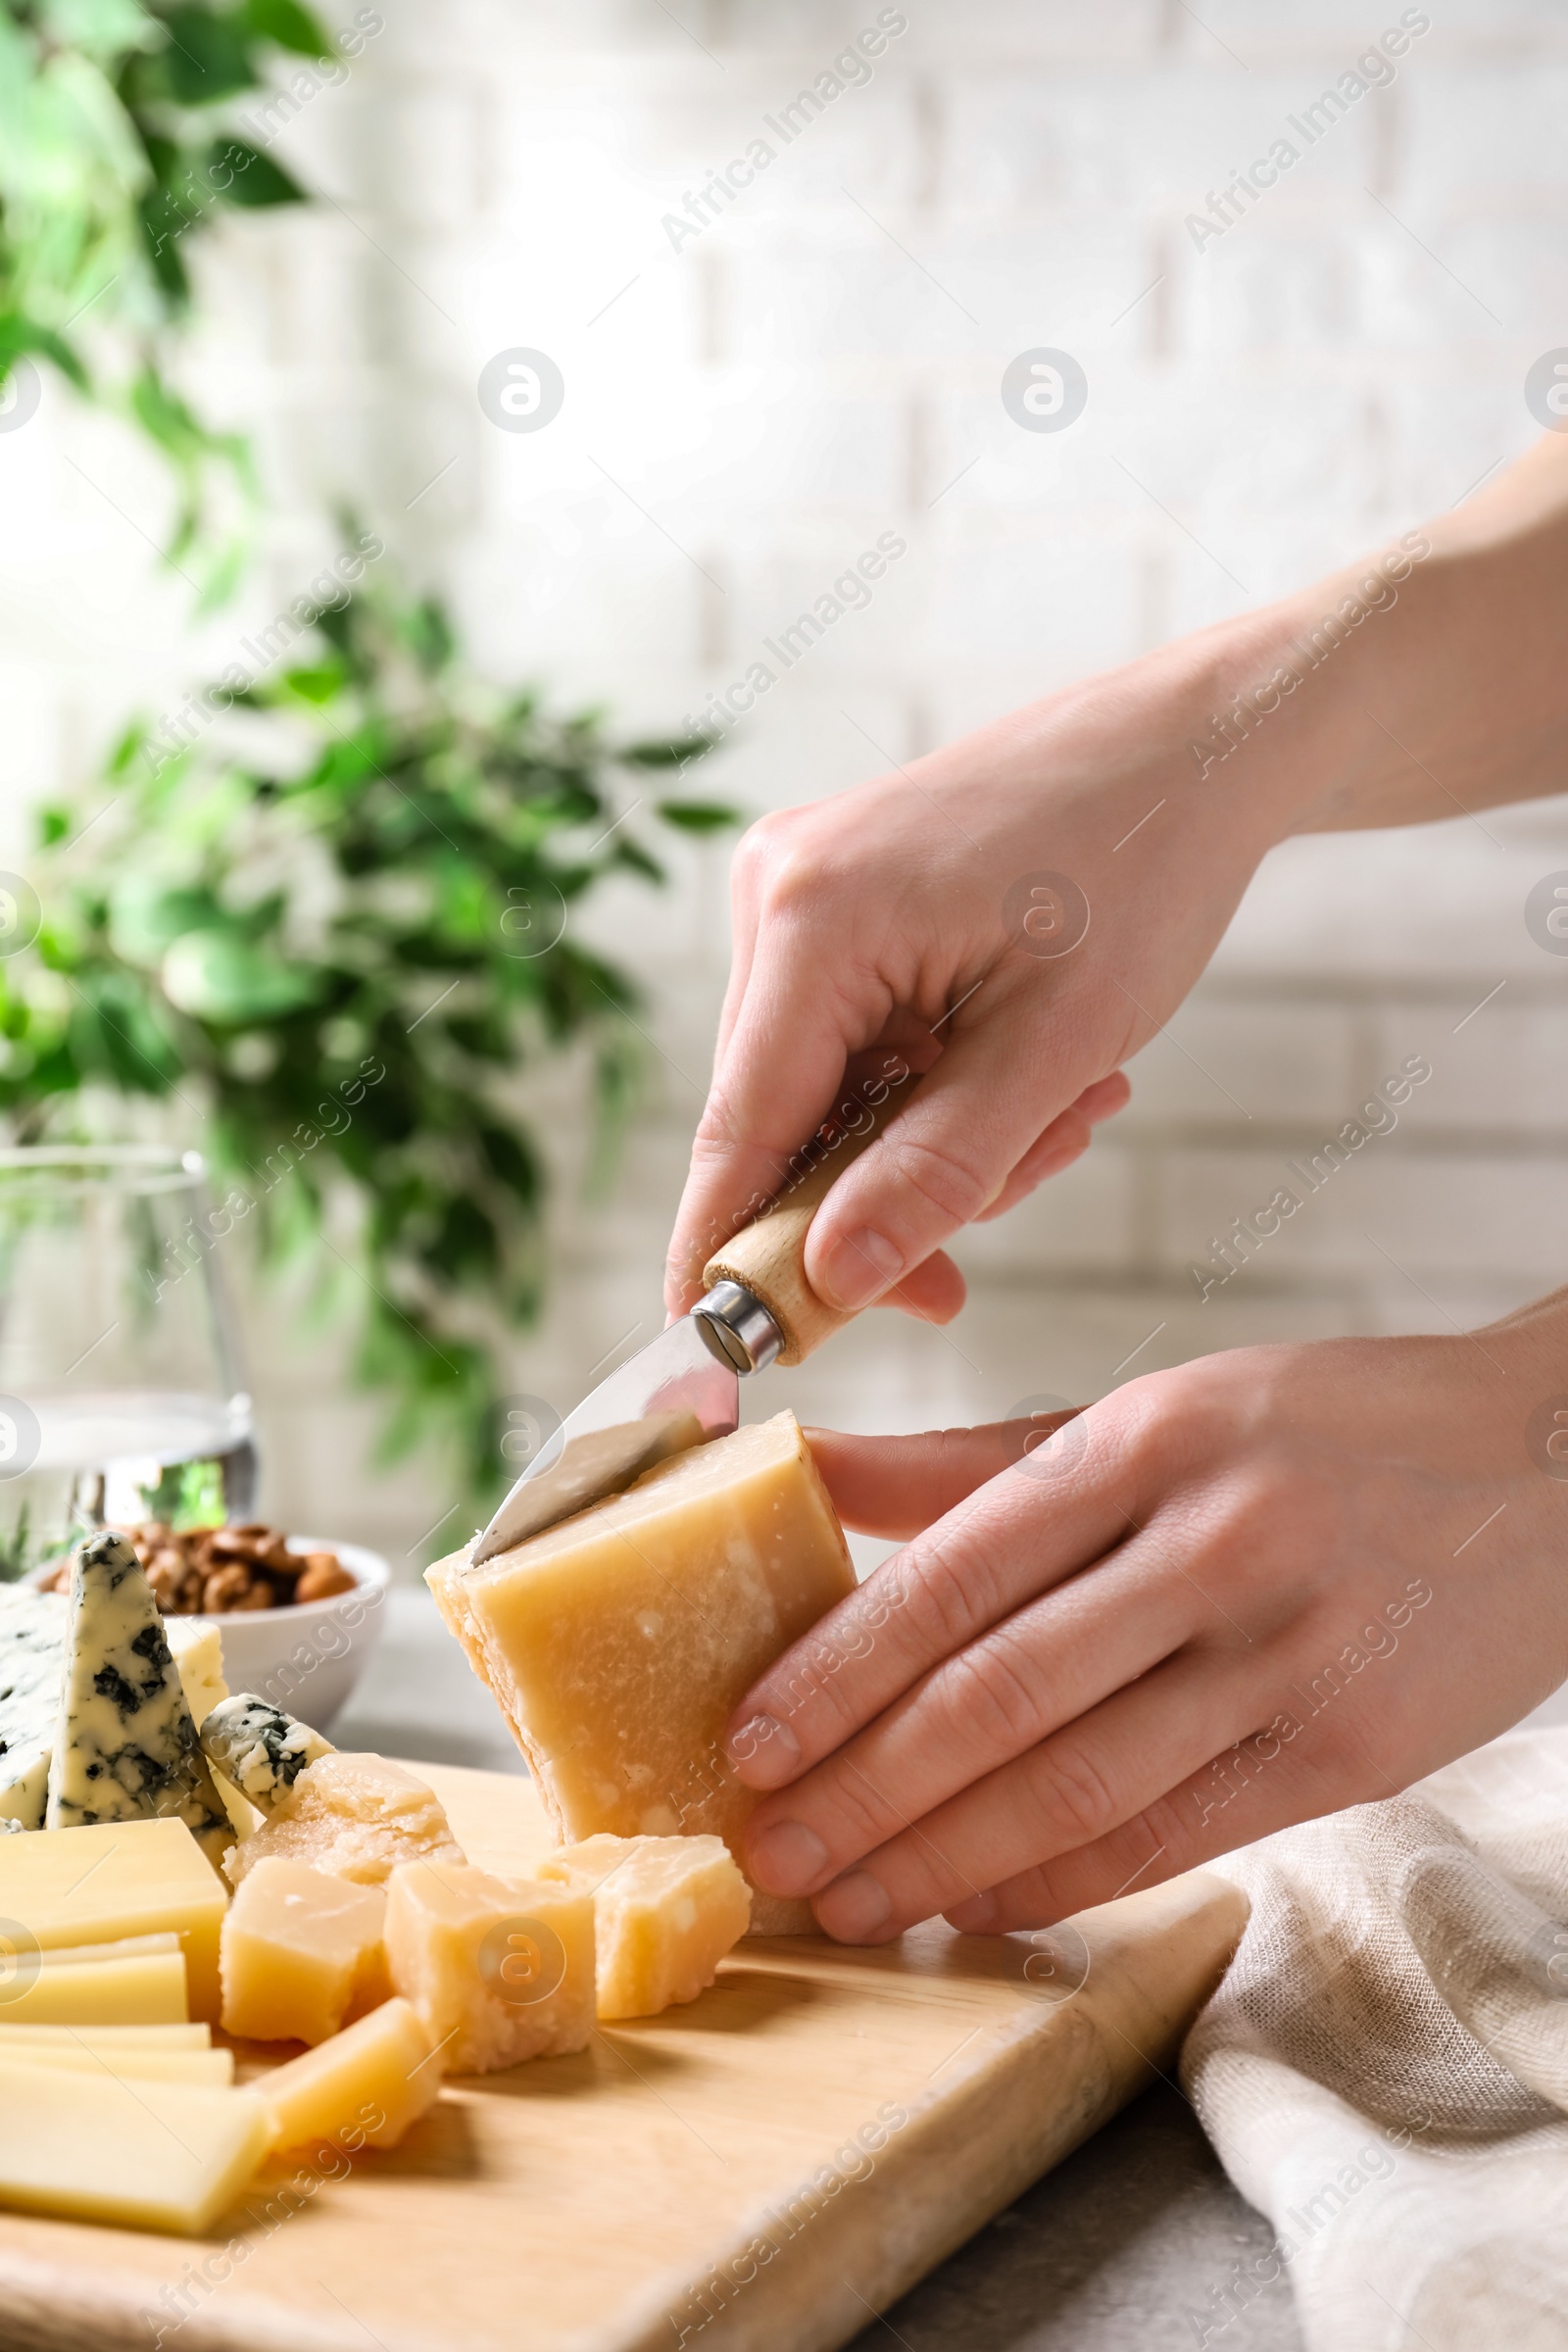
[1217,432,1568,837]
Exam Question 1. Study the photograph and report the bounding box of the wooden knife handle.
[702,1065,919,1367]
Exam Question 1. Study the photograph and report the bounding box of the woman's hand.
[662,607,1325,1325]
[665,441,1568,1327]
[725,1297,1568,1941]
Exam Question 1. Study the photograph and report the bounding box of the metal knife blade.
[469,1287,778,1564]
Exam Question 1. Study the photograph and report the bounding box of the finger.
[807,1649,1264,1943]
[801,1002,1092,1313]
[876,1250,967,1326]
[804,1416,1082,1540]
[663,937,884,1315]
[726,1418,1130,1789]
[975,1073,1132,1224]
[945,1698,1365,1936]
[710,824,767,1070]
[742,1535,1196,1900]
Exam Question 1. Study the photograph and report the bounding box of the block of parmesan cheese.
[384,1860,595,2074]
[537,1834,751,2019]
[222,1753,465,1890]
[426,1412,855,1933]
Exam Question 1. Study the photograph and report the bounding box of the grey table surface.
[342,1592,1309,2352]
[844,2079,1303,2352]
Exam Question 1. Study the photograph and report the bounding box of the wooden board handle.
[702,1064,919,1367]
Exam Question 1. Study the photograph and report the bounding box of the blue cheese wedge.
[200,1694,333,1812]
[45,1533,231,1869]
[0,1587,70,1830]
[0,1585,237,1836]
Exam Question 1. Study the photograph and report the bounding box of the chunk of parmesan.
[223,1752,465,1890]
[537,1834,750,2018]
[426,1412,855,1933]
[384,1861,595,2074]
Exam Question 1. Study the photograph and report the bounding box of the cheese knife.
[470,1067,916,1560]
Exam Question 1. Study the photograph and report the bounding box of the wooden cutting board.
[0,1761,1247,2352]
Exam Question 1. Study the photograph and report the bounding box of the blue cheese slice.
[0,1587,69,1830]
[200,1694,333,1812]
[45,1534,231,1869]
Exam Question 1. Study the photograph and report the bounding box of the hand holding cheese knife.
[650,432,1568,1946]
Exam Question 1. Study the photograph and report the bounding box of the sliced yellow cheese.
[384,1861,595,2074]
[0,1949,188,2026]
[427,1411,856,1933]
[33,1932,180,1969]
[1,2043,234,2084]
[0,2022,211,2049]
[220,1858,387,2045]
[537,1834,751,2019]
[0,2055,271,2234]
[223,1754,465,1891]
[258,1994,441,2154]
[0,1816,227,2021]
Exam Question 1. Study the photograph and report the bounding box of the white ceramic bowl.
[197,1538,392,1732]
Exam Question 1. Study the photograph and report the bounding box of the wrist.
[1166,522,1439,846]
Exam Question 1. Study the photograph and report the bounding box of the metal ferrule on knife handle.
[699,1061,919,1369]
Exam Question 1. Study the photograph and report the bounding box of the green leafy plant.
[0,0,347,594]
[0,556,732,1509]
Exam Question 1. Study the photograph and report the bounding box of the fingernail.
[727,1713,801,1785]
[815,1869,893,1942]
[816,1228,905,1312]
[747,1818,830,1895]
[948,1890,1000,1933]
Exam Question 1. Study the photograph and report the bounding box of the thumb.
[806,1414,1082,1540]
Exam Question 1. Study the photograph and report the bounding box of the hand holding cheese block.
[427,1411,856,1933]
[385,1861,595,2072]
[537,1834,751,2019]
[223,1752,465,1889]
[220,1858,388,2044]
[47,1532,231,1868]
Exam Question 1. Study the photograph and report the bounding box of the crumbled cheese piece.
[385,1860,595,2073]
[538,1834,751,2018]
[223,1752,465,1889]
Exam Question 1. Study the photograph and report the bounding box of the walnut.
[144,1554,187,1611]
[202,1563,257,1613]
[295,1552,355,1602]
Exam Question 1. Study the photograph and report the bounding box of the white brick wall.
[4,0,1567,1574]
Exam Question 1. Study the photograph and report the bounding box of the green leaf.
[0,317,91,396]
[242,0,330,56]
[208,137,307,209]
[656,799,741,834]
[159,6,260,103]
[621,735,715,769]
[160,929,320,1023]
[278,662,346,704]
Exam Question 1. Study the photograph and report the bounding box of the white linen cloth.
[1181,1728,1568,2350]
